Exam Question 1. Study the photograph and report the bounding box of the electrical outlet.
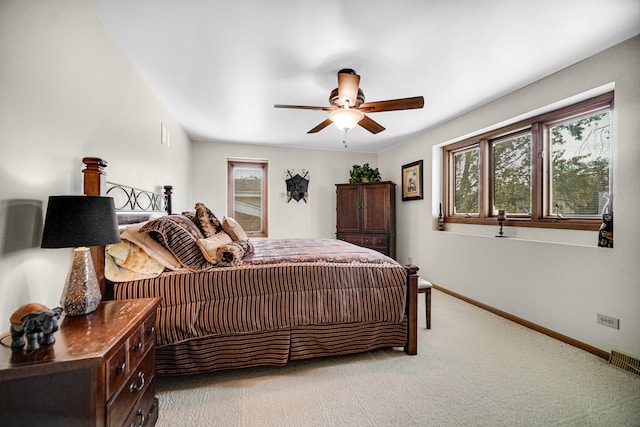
[597,313,619,329]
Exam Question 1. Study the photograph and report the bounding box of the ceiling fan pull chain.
[343,129,348,148]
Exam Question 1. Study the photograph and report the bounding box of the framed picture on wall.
[401,160,423,201]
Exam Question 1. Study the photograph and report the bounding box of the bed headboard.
[107,182,173,224]
[82,156,172,298]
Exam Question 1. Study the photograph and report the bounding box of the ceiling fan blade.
[337,70,360,107]
[358,96,424,113]
[274,104,334,111]
[307,118,333,134]
[358,115,385,134]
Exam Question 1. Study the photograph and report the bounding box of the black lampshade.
[41,196,121,248]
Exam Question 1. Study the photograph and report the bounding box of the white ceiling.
[88,0,640,152]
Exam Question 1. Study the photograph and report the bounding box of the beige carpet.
[155,290,640,426]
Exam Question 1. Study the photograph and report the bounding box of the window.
[227,160,268,237]
[453,146,479,215]
[443,92,612,230]
[491,131,532,216]
[548,111,610,217]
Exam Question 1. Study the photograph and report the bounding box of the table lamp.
[41,195,120,316]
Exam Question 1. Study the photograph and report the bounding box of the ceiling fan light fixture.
[329,108,364,132]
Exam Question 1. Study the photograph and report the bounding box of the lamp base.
[61,247,102,316]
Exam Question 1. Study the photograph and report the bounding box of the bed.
[82,157,419,376]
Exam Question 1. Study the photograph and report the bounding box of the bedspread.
[113,238,407,348]
[244,238,396,265]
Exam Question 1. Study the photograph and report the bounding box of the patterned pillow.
[196,232,233,264]
[215,240,255,267]
[195,203,223,237]
[222,217,248,241]
[139,215,212,271]
[181,210,200,227]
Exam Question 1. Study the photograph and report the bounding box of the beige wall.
[380,35,640,358]
[191,141,378,239]
[0,0,192,322]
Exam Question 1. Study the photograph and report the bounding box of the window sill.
[445,216,600,231]
[439,222,601,247]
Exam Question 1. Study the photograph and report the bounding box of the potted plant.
[349,163,381,183]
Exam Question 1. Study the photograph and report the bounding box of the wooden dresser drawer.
[123,378,158,427]
[107,348,156,427]
[337,234,362,245]
[128,326,146,369]
[142,316,156,349]
[106,342,129,398]
[106,313,157,400]
[361,235,388,248]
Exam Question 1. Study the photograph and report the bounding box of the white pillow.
[222,217,248,241]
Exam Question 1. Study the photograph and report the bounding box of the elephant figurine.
[10,303,63,352]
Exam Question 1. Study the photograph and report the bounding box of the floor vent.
[609,350,640,376]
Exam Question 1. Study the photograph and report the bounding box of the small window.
[491,131,532,216]
[547,111,610,218]
[453,146,480,215]
[227,160,268,237]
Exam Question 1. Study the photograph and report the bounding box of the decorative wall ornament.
[598,192,613,248]
[285,170,309,203]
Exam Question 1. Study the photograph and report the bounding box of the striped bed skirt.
[155,319,408,376]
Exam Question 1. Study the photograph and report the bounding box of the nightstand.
[0,298,160,427]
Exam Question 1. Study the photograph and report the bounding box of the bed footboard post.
[404,264,419,355]
[82,157,108,299]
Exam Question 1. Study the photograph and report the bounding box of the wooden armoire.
[335,181,396,259]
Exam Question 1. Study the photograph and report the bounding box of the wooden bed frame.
[81,156,419,356]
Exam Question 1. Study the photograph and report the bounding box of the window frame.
[227,160,268,237]
[442,92,613,231]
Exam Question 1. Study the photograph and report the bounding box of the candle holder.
[496,209,507,238]
[438,203,445,231]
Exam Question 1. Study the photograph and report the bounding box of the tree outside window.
[492,132,531,216]
[549,112,610,217]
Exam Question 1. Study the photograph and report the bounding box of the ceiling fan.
[274,68,424,137]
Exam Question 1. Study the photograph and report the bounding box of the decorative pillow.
[235,239,254,255]
[222,217,248,241]
[196,232,233,264]
[139,215,212,271]
[195,203,224,238]
[121,222,183,270]
[215,240,254,266]
[181,210,200,227]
